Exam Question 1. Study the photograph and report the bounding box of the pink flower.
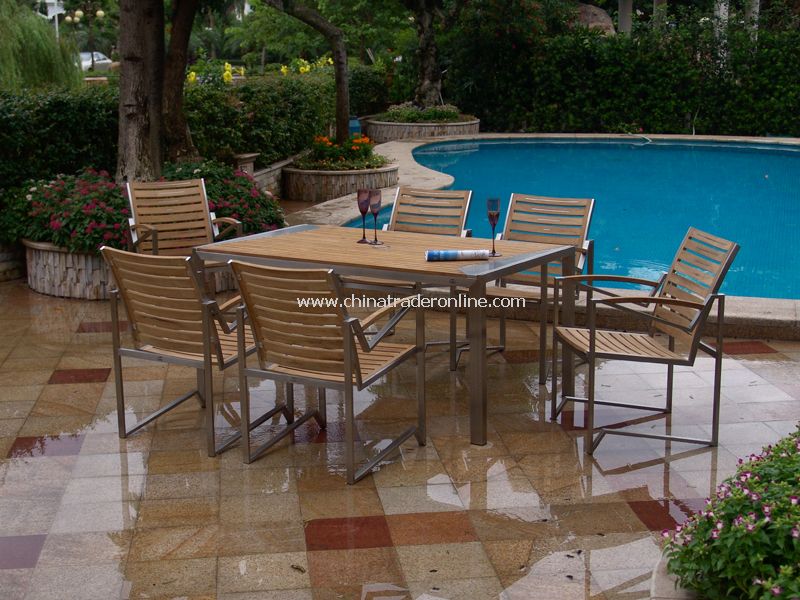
[103,232,113,240]
[710,530,719,539]
[790,496,798,505]
[50,219,62,230]
[791,527,799,539]
[771,587,782,596]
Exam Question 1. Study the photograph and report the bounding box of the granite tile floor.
[1,279,799,599]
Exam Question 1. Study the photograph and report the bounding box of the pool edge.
[286,133,800,340]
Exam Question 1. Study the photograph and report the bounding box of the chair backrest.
[502,193,594,286]
[388,187,471,236]
[101,247,210,357]
[231,262,350,378]
[127,179,214,256]
[653,227,739,346]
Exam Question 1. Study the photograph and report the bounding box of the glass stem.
[361,215,366,241]
[373,214,378,242]
[491,226,496,255]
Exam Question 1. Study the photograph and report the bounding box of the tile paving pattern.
[0,279,798,599]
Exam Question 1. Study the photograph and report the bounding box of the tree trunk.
[264,0,350,144]
[413,1,441,107]
[618,0,633,33]
[402,0,442,108]
[163,0,200,163]
[117,0,165,182]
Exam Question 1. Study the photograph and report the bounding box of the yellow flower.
[224,62,232,72]
[186,71,197,84]
[280,65,289,75]
[222,70,233,83]
[327,57,333,65]
[299,65,310,74]
[237,66,245,76]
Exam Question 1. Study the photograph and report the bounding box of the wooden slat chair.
[231,262,426,485]
[348,186,472,371]
[456,194,595,375]
[551,227,739,455]
[126,179,242,257]
[102,247,256,457]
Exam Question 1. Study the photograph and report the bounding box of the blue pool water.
[348,139,800,298]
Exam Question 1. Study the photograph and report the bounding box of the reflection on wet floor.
[1,279,798,599]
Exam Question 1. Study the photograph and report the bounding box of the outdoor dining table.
[195,223,576,446]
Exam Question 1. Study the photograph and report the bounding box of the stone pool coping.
[284,133,800,340]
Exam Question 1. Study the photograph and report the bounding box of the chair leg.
[586,354,596,456]
[316,388,327,428]
[344,382,356,485]
[285,383,295,424]
[196,369,206,408]
[550,331,559,421]
[111,291,127,438]
[711,297,725,446]
[666,337,675,413]
[239,360,251,464]
[416,305,426,446]
[204,366,215,458]
[449,289,458,371]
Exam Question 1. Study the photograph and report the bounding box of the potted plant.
[2,162,285,300]
[282,133,398,203]
[363,102,480,143]
[661,428,800,599]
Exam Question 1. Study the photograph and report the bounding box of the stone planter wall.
[283,164,399,203]
[23,239,111,300]
[363,119,480,143]
[0,243,24,282]
[253,155,299,197]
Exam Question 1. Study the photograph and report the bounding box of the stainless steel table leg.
[468,281,488,445]
[539,263,548,385]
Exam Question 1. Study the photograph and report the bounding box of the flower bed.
[663,428,800,599]
[283,134,397,202]
[363,103,480,143]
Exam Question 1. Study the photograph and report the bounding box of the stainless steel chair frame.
[235,271,426,485]
[107,252,256,457]
[551,274,728,455]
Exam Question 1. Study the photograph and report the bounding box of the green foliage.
[443,3,800,136]
[348,63,389,116]
[0,86,119,190]
[378,102,465,123]
[0,168,129,252]
[0,0,82,91]
[664,428,800,600]
[162,160,285,233]
[294,133,388,171]
[184,73,334,167]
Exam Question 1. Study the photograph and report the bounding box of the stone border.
[363,118,480,143]
[281,133,800,339]
[283,164,399,203]
[23,239,111,300]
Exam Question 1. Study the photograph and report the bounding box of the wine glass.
[369,189,383,245]
[356,189,370,243]
[487,197,501,257]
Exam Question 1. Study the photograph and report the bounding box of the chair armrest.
[213,217,243,240]
[589,295,710,334]
[351,295,419,351]
[210,295,244,334]
[130,223,158,254]
[556,274,662,287]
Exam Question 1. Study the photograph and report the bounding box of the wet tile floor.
[1,279,799,599]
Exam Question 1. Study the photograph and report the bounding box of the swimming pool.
[349,138,800,299]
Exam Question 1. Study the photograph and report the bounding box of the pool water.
[347,138,800,299]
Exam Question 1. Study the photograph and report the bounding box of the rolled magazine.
[425,249,491,261]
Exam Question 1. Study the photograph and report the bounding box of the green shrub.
[664,428,800,599]
[348,63,389,116]
[293,133,387,171]
[0,87,118,190]
[184,73,334,167]
[162,160,285,233]
[443,2,800,136]
[377,102,466,123]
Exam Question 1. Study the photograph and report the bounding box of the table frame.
[196,224,576,445]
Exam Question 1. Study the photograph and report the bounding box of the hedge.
[444,13,800,136]
[0,65,390,194]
